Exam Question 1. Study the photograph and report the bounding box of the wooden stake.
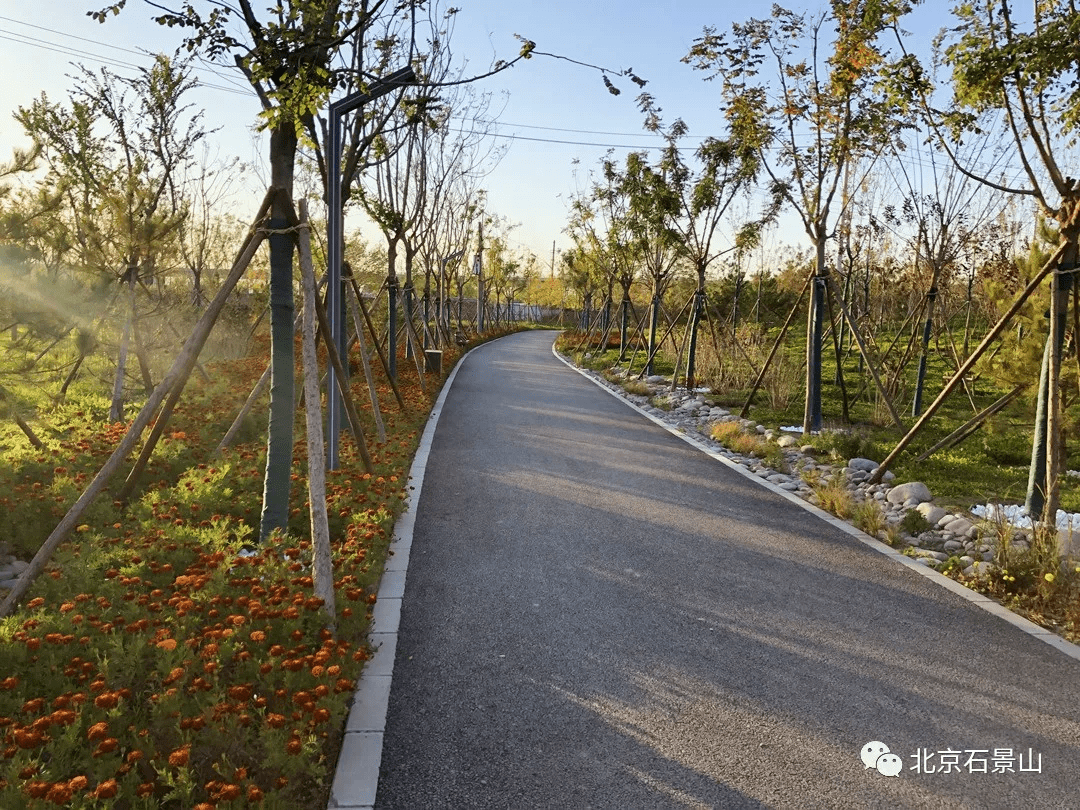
[868,243,1065,484]
[0,187,278,619]
[298,199,336,633]
[347,280,387,444]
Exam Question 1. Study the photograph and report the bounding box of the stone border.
[552,343,1080,663]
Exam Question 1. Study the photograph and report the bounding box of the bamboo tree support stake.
[0,187,279,619]
[913,384,1025,463]
[1043,264,1071,525]
[668,311,693,393]
[119,193,278,503]
[347,280,386,444]
[634,293,695,381]
[740,270,813,418]
[825,275,904,430]
[621,300,652,376]
[216,290,316,455]
[868,244,1064,485]
[300,241,374,476]
[398,296,428,393]
[350,276,407,410]
[216,363,271,455]
[298,199,337,633]
[825,283,850,423]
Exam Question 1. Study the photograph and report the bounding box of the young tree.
[15,55,205,420]
[91,0,423,539]
[685,0,914,431]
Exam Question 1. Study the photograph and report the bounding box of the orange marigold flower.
[156,639,177,651]
[22,698,45,714]
[168,746,190,767]
[26,780,50,798]
[68,775,88,791]
[286,738,302,755]
[93,738,119,757]
[126,750,143,763]
[265,713,286,729]
[135,782,155,797]
[249,630,267,643]
[14,729,44,749]
[247,784,264,802]
[27,597,45,609]
[219,783,242,800]
[0,677,18,690]
[93,693,119,710]
[93,779,119,799]
[45,782,73,804]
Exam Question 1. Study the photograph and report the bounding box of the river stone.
[943,540,965,552]
[848,457,879,473]
[886,481,933,505]
[916,503,947,526]
[775,435,797,449]
[944,517,974,536]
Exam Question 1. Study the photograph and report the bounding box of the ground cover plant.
[0,324,525,808]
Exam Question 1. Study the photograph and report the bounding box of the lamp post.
[326,66,417,470]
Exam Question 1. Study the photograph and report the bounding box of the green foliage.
[807,429,879,463]
[900,509,931,536]
[813,471,854,519]
[852,499,886,536]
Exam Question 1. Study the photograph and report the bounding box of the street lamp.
[326,66,417,471]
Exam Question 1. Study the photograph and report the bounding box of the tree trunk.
[259,125,298,542]
[686,267,706,390]
[912,284,939,417]
[109,273,136,423]
[803,235,827,434]
[646,292,660,377]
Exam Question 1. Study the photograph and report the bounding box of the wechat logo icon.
[861,741,902,777]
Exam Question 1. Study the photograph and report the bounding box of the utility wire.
[0,25,254,98]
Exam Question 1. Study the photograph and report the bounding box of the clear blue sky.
[0,1,952,267]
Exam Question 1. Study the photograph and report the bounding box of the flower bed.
[0,332,463,808]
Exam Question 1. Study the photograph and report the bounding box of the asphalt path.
[374,329,1080,810]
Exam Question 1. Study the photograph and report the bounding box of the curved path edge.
[326,335,514,809]
[550,340,1080,665]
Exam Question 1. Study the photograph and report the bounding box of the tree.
[618,151,682,375]
[685,0,915,432]
[645,112,761,388]
[91,0,421,540]
[876,0,1080,521]
[14,54,205,420]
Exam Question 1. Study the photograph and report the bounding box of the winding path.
[336,329,1080,810]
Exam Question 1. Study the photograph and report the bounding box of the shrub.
[852,500,886,536]
[622,380,651,396]
[900,509,932,536]
[813,472,854,519]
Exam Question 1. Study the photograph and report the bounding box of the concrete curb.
[327,336,509,809]
[551,341,1080,664]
